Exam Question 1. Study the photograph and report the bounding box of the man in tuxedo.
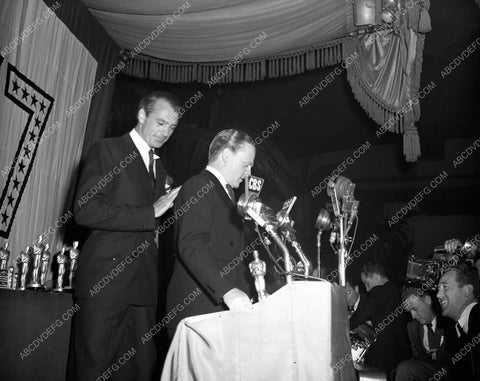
[350,262,411,375]
[73,91,181,381]
[437,263,480,380]
[166,129,256,336]
[394,287,453,381]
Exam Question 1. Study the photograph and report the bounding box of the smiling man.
[436,264,480,380]
[73,91,181,381]
[166,129,256,337]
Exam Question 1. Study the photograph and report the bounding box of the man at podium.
[166,129,256,337]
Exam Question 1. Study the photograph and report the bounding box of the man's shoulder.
[88,135,130,154]
[183,170,218,189]
[468,303,480,332]
[407,319,420,332]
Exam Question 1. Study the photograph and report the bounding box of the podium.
[161,281,356,381]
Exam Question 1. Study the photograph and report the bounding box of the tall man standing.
[73,91,181,381]
[166,129,256,336]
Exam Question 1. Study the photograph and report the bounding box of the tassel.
[403,124,421,162]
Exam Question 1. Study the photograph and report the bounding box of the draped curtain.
[82,0,432,161]
[0,0,97,277]
[344,0,432,162]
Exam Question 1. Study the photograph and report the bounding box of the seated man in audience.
[436,263,480,381]
[346,278,364,318]
[350,262,411,376]
[394,287,453,381]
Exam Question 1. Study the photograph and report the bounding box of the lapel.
[200,169,236,210]
[121,134,154,202]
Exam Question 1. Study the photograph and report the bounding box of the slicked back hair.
[137,91,180,116]
[208,129,254,162]
[361,262,388,279]
[450,263,480,298]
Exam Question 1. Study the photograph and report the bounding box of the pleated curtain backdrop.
[0,0,97,280]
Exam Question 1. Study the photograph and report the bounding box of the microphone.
[315,209,332,231]
[345,200,359,235]
[237,194,277,227]
[315,209,331,278]
[327,176,355,199]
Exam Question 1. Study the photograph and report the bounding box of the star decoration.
[29,130,36,141]
[21,87,29,100]
[12,176,20,190]
[11,80,20,94]
[23,145,31,157]
[18,160,26,174]
[34,116,41,127]
[7,195,14,207]
[1,211,8,225]
[30,93,38,107]
[39,100,46,113]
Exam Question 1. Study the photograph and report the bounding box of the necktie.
[148,149,156,191]
[225,184,235,204]
[426,323,441,351]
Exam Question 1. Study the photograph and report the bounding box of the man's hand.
[444,238,461,254]
[153,186,181,218]
[223,288,253,311]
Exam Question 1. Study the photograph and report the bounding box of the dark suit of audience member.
[394,288,454,381]
[72,92,180,381]
[437,264,480,381]
[350,263,411,375]
[407,319,448,361]
[166,129,256,336]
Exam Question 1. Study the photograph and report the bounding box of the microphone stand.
[316,230,322,277]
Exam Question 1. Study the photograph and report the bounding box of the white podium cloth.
[161,281,356,381]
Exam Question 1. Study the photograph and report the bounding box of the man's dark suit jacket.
[350,280,411,374]
[443,303,480,381]
[407,317,451,362]
[74,133,165,306]
[166,169,252,330]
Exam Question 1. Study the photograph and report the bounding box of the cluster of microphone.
[236,175,360,286]
[236,188,310,283]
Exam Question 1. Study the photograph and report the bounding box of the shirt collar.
[458,301,478,334]
[430,316,437,331]
[206,165,228,189]
[353,294,360,312]
[130,129,159,169]
[206,165,234,200]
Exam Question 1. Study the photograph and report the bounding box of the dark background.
[67,0,480,287]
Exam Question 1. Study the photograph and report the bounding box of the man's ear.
[463,284,474,297]
[221,147,231,163]
[424,294,432,305]
[354,285,359,294]
[138,108,146,124]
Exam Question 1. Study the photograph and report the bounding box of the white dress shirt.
[457,301,478,335]
[205,165,231,200]
[129,129,159,177]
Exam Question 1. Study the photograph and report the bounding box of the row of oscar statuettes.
[0,235,80,292]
